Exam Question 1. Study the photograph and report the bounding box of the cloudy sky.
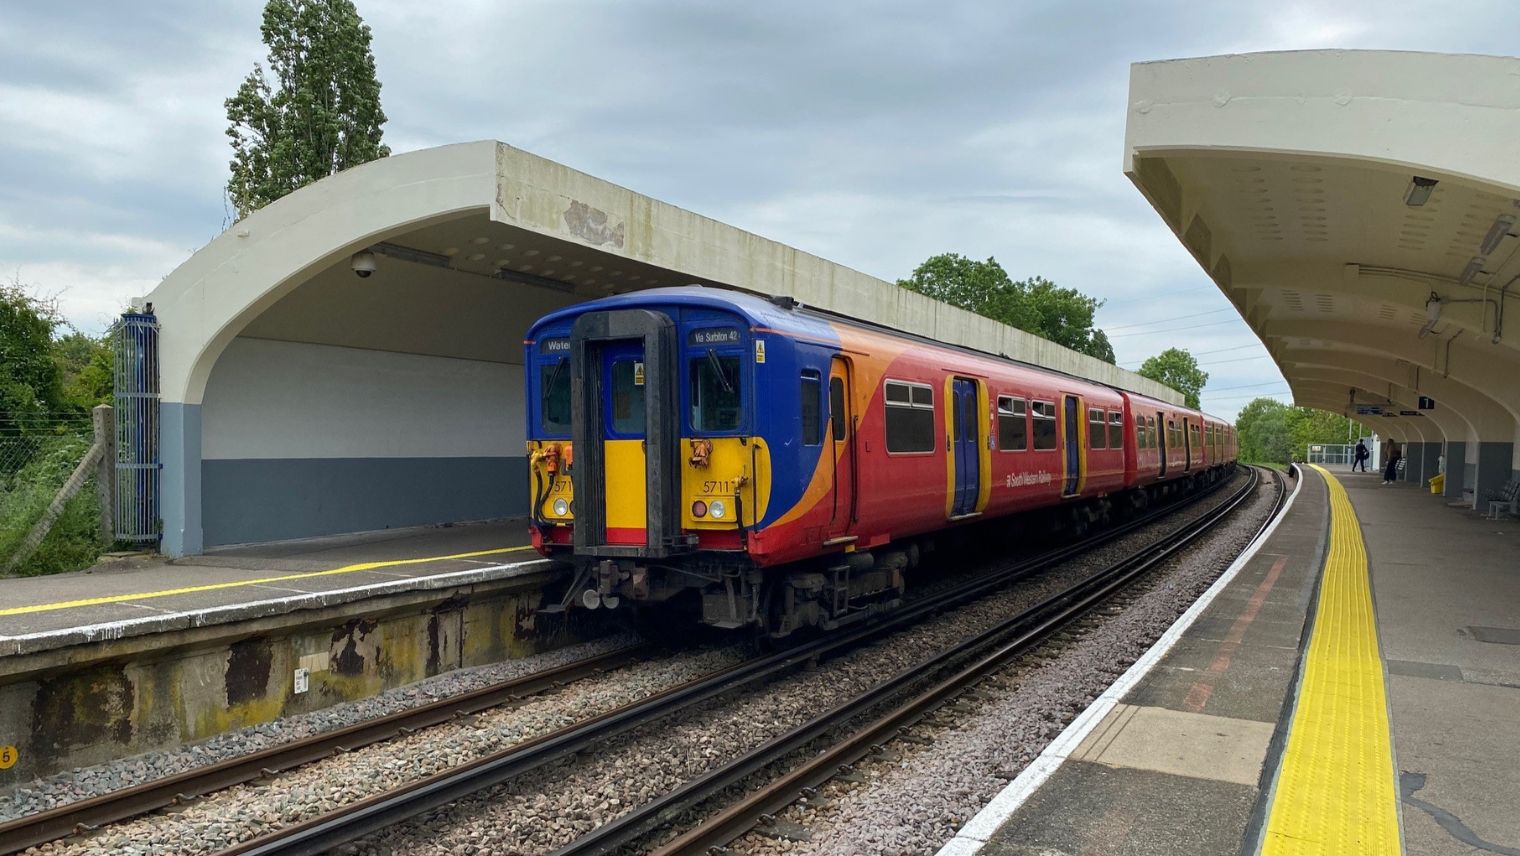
[1,1,1513,417]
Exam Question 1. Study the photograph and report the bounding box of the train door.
[600,340,648,545]
[1157,410,1168,478]
[951,378,980,516]
[1182,417,1192,473]
[827,356,857,537]
[1062,395,1082,496]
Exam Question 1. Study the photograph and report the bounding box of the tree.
[0,277,66,435]
[53,331,113,410]
[1137,347,1208,409]
[1235,396,1368,464]
[225,0,390,219]
[897,254,1115,363]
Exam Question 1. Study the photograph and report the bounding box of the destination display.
[539,337,570,354]
[688,327,741,346]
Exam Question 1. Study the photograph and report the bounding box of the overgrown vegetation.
[1,277,114,575]
[1137,347,1208,409]
[1235,396,1365,465]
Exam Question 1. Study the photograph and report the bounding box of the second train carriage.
[524,287,1235,636]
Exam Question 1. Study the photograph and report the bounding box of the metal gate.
[113,312,160,545]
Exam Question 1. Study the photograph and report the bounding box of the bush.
[0,435,106,576]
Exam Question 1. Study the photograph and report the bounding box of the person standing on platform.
[1382,439,1402,484]
[1354,439,1370,472]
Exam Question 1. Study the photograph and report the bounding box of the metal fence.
[0,416,95,568]
[113,312,160,545]
[1305,443,1354,466]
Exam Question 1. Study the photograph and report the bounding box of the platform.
[941,467,1520,856]
[0,519,548,656]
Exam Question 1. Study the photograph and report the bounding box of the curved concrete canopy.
[149,140,1179,406]
[1125,49,1520,501]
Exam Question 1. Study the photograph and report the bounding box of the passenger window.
[610,360,646,434]
[1108,411,1124,450]
[800,371,822,445]
[540,359,571,434]
[1088,407,1106,449]
[830,377,846,441]
[997,396,1027,451]
[1134,415,1145,449]
[1147,416,1157,448]
[885,380,935,453]
[690,355,742,432]
[1032,400,1058,450]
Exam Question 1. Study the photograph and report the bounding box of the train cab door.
[1182,417,1192,473]
[826,356,857,538]
[1157,410,1168,478]
[599,340,648,545]
[950,378,981,516]
[1062,394,1083,496]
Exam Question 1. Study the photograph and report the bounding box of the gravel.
[22,638,751,856]
[22,470,1272,856]
[744,469,1281,855]
[348,473,1266,855]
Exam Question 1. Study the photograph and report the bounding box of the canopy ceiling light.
[1403,176,1439,207]
[1480,213,1516,255]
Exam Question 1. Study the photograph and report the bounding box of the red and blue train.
[525,287,1235,637]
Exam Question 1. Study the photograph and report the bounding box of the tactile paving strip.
[1260,466,1400,855]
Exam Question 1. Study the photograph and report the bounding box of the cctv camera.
[351,250,377,278]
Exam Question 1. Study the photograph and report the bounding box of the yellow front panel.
[603,439,647,534]
[528,440,574,522]
[683,437,771,528]
[1261,466,1400,855]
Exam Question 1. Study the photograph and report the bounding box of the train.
[524,287,1236,637]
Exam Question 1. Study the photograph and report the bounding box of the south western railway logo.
[1005,471,1053,488]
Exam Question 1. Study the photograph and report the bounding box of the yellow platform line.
[1261,466,1400,855]
[0,546,537,618]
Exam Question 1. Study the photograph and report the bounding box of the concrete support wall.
[161,404,203,557]
[1417,443,1441,489]
[1444,441,1467,499]
[199,338,526,547]
[1475,442,1515,507]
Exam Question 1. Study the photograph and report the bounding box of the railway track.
[554,466,1279,855]
[4,470,1249,856]
[204,470,1252,856]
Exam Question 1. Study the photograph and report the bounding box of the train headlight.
[553,498,570,517]
[709,499,727,520]
[692,500,708,518]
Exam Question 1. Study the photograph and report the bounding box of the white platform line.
[938,468,1305,853]
[0,559,552,654]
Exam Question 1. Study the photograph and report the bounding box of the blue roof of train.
[526,286,830,338]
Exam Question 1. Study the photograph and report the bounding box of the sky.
[1,1,1514,419]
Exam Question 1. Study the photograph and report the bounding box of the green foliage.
[0,434,103,576]
[897,254,1115,363]
[1235,397,1366,465]
[1137,347,1208,409]
[225,0,390,218]
[0,280,66,433]
[53,331,114,410]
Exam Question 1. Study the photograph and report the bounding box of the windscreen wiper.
[706,348,734,394]
[547,356,567,394]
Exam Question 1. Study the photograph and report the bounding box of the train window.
[540,359,571,434]
[1108,412,1124,449]
[830,377,846,441]
[884,380,934,453]
[800,372,822,445]
[690,355,742,432]
[611,360,646,434]
[1088,408,1106,449]
[1134,415,1146,449]
[1032,400,1058,450]
[997,396,1027,451]
[1147,416,1158,448]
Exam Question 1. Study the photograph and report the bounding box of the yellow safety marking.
[0,546,536,618]
[1261,465,1400,856]
[0,746,17,770]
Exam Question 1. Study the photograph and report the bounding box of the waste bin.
[1429,473,1445,494]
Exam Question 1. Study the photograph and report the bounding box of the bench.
[1484,479,1520,520]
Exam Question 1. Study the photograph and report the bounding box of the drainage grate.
[1467,626,1520,645]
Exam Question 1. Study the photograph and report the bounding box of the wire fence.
[0,413,101,575]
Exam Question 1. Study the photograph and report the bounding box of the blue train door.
[1063,395,1081,496]
[952,378,979,516]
